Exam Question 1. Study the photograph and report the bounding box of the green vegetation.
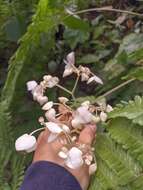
[0,0,143,189]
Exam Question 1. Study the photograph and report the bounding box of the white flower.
[106,104,113,113]
[72,106,93,128]
[37,96,48,105]
[65,147,83,169]
[100,111,108,122]
[45,108,56,120]
[61,124,70,133]
[47,77,59,88]
[42,101,53,110]
[81,73,89,81]
[89,163,97,175]
[26,81,38,91]
[63,52,75,77]
[58,97,69,104]
[15,134,37,153]
[81,101,90,108]
[43,75,52,81]
[66,52,75,65]
[32,85,43,100]
[45,122,63,143]
[45,122,63,133]
[87,75,103,85]
[58,151,68,159]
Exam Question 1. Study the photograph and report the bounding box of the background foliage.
[0,0,143,189]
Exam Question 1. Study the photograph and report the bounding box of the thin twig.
[69,7,143,17]
[72,75,80,94]
[97,78,135,101]
[56,84,72,95]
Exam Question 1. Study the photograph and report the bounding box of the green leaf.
[64,16,90,31]
[109,96,143,126]
[108,118,143,167]
[78,54,99,64]
[123,67,143,81]
[5,16,24,42]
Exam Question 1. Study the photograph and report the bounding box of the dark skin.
[33,124,96,190]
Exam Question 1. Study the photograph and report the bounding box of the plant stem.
[30,127,45,136]
[72,75,80,94]
[97,78,135,100]
[56,84,72,95]
[70,7,143,17]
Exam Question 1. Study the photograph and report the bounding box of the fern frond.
[109,96,143,126]
[108,118,143,167]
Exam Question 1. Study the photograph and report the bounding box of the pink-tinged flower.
[37,96,48,105]
[42,101,53,110]
[45,108,56,121]
[87,75,103,85]
[72,106,93,128]
[32,85,43,98]
[15,134,37,153]
[26,81,38,91]
[65,147,83,169]
[63,52,75,77]
[45,122,63,133]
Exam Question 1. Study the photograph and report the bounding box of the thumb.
[78,124,96,145]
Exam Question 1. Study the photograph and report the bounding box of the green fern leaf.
[109,96,143,126]
[108,118,143,167]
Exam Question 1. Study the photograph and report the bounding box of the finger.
[51,133,68,152]
[78,124,96,145]
[37,128,50,144]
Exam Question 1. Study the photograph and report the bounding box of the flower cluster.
[15,52,113,174]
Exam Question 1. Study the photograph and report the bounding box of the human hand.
[33,124,96,190]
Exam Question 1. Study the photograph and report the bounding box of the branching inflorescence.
[15,52,113,175]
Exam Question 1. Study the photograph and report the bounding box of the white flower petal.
[100,111,108,122]
[61,124,70,133]
[71,117,83,128]
[48,133,58,143]
[81,73,89,81]
[42,101,53,110]
[58,97,69,104]
[58,151,68,159]
[106,104,113,113]
[77,106,93,123]
[63,68,73,77]
[45,122,63,133]
[65,147,83,169]
[26,81,38,91]
[47,77,59,88]
[66,157,83,169]
[66,52,75,65]
[87,75,103,85]
[68,147,83,159]
[32,85,43,100]
[37,96,48,105]
[45,108,56,120]
[81,101,90,108]
[15,134,36,152]
[43,75,52,81]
